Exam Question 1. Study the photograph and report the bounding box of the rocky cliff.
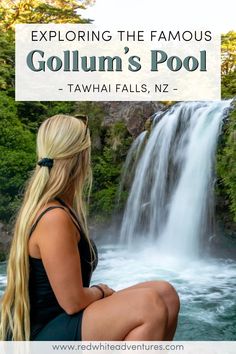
[101,101,166,136]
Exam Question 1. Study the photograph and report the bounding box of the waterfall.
[118,130,147,204]
[120,101,231,259]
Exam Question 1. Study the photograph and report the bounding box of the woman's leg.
[81,287,168,340]
[115,281,180,340]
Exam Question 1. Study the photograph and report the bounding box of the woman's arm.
[34,208,113,314]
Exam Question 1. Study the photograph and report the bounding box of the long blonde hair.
[0,114,95,340]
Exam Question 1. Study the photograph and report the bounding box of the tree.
[0,0,94,29]
[221,31,236,99]
[221,31,236,76]
[0,0,95,90]
[0,30,14,93]
[0,92,35,223]
[221,71,236,98]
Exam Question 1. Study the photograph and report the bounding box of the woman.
[0,114,180,341]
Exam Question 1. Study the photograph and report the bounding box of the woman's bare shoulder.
[32,202,71,231]
[29,202,80,257]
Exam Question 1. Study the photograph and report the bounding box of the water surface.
[0,241,235,340]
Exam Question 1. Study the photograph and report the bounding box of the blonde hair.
[0,114,95,340]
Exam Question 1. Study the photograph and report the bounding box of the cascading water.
[120,101,232,259]
[118,130,147,204]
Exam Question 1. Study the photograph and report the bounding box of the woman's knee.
[137,288,169,326]
[153,281,180,313]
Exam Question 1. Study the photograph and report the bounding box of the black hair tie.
[37,157,54,169]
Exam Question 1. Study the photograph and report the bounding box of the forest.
[0,1,235,250]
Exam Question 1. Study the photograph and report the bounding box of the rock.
[101,101,166,137]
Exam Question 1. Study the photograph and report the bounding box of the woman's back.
[28,199,98,339]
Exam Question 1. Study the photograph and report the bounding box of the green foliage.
[0,0,94,29]
[221,71,236,99]
[221,31,236,98]
[76,102,105,150]
[90,121,132,222]
[0,92,35,222]
[0,30,14,93]
[92,147,122,189]
[106,120,132,152]
[217,106,236,221]
[219,32,236,224]
[17,101,76,133]
[221,31,236,76]
[91,186,118,217]
[0,90,76,222]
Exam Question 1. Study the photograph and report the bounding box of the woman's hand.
[94,283,116,298]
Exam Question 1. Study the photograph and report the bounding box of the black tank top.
[28,197,98,338]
